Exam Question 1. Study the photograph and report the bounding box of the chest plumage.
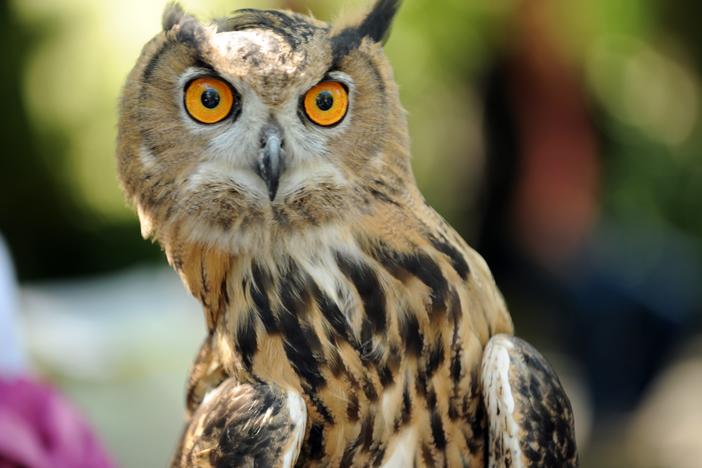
[116,1,577,466]
[176,206,512,466]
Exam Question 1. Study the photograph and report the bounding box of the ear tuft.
[162,2,186,31]
[161,3,205,49]
[358,0,401,44]
[331,0,401,62]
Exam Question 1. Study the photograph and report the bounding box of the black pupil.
[316,91,334,111]
[201,87,220,109]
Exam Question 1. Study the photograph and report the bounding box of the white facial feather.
[210,29,300,76]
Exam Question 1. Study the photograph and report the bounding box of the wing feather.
[173,379,306,468]
[481,334,578,467]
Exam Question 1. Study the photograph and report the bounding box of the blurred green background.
[1,0,701,466]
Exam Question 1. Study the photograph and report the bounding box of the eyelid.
[324,71,352,88]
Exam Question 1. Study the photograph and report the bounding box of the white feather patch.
[381,428,416,468]
[482,335,523,468]
[282,390,307,468]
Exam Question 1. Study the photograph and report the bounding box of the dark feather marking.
[387,343,402,371]
[430,235,470,280]
[340,432,363,468]
[415,369,427,399]
[340,413,384,467]
[448,287,462,415]
[364,53,387,95]
[200,259,210,297]
[278,311,325,389]
[277,262,337,425]
[235,311,258,371]
[467,396,485,454]
[312,283,359,348]
[347,392,360,421]
[277,263,325,390]
[359,319,383,367]
[362,375,379,402]
[448,287,462,325]
[360,412,375,450]
[372,177,401,197]
[336,253,386,333]
[371,446,387,466]
[431,412,447,451]
[309,392,334,425]
[368,187,399,206]
[219,275,230,310]
[339,447,357,468]
[331,0,401,61]
[400,313,423,356]
[328,349,345,377]
[141,41,170,86]
[425,338,445,378]
[250,262,278,333]
[394,380,412,429]
[378,364,394,387]
[426,387,437,410]
[307,423,325,460]
[374,244,449,318]
[216,9,323,48]
[450,341,462,384]
[421,443,434,466]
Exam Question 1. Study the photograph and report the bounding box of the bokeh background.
[1,0,701,466]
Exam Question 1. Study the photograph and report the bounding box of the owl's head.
[117,0,411,254]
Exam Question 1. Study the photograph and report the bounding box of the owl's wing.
[172,379,307,468]
[481,334,578,467]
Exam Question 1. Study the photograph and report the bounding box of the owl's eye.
[184,77,235,124]
[303,81,349,127]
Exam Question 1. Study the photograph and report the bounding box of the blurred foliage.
[1,0,701,281]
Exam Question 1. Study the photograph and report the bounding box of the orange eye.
[184,77,235,124]
[303,81,349,127]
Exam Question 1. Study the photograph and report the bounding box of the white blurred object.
[0,234,26,374]
[19,264,203,467]
[627,337,702,468]
[20,266,203,380]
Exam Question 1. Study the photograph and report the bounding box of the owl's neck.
[167,184,453,333]
[167,221,365,330]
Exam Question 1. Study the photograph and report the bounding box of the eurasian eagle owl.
[116,1,577,466]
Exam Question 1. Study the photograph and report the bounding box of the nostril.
[260,123,284,149]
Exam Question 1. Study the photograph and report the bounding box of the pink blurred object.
[0,378,114,468]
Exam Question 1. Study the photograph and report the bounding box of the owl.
[116,0,577,466]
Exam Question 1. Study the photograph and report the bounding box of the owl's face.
[117,2,409,253]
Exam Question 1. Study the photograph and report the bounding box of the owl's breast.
[194,234,506,466]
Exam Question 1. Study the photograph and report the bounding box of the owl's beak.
[257,125,283,201]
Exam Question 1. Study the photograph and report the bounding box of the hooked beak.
[257,124,283,201]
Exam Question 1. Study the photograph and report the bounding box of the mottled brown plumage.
[482,335,578,467]
[116,1,577,466]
